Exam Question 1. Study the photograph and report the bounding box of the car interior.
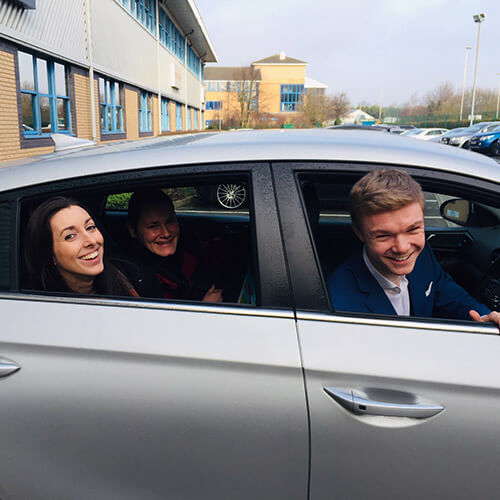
[19,176,255,305]
[298,173,500,315]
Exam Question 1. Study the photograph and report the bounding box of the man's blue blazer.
[327,243,490,319]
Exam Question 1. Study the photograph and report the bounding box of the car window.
[20,177,257,306]
[299,174,500,324]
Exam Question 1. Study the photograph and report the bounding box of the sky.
[194,0,500,107]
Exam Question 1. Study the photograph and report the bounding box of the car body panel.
[0,130,499,193]
[0,129,499,498]
[298,313,500,499]
[0,295,308,499]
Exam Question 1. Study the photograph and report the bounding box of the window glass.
[57,98,69,131]
[54,63,67,96]
[36,58,49,94]
[18,51,35,91]
[21,94,35,132]
[39,96,51,132]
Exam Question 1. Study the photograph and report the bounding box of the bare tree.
[232,67,260,128]
[303,94,328,126]
[327,92,350,123]
[424,82,458,115]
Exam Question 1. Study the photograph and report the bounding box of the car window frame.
[2,161,294,311]
[271,160,499,334]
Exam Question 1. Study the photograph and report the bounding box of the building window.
[206,81,222,92]
[118,0,156,35]
[193,108,198,130]
[98,77,123,134]
[175,102,182,131]
[159,7,185,62]
[138,90,153,132]
[161,97,170,132]
[280,84,304,112]
[206,101,222,110]
[18,51,71,136]
[187,45,202,80]
[187,107,192,130]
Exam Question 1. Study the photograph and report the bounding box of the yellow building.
[0,0,216,163]
[204,52,327,127]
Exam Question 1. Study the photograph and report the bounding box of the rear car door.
[0,162,308,499]
[273,161,500,499]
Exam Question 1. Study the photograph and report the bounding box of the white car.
[402,127,449,140]
[0,130,499,498]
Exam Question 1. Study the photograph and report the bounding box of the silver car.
[0,130,499,499]
[441,122,499,148]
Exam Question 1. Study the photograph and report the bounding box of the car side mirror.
[440,199,471,225]
[440,198,499,227]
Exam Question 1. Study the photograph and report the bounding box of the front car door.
[273,161,500,499]
[0,162,308,499]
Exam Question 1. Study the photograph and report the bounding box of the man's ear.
[352,224,365,243]
[128,224,136,239]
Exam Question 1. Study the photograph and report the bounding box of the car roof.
[0,129,498,192]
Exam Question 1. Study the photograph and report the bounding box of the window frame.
[5,162,291,310]
[138,90,153,133]
[279,84,304,112]
[18,50,72,137]
[98,76,124,135]
[161,97,170,132]
[271,160,500,330]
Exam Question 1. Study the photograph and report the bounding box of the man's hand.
[469,310,500,330]
[202,284,223,303]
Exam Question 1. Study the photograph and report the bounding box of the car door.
[0,163,308,500]
[273,161,500,499]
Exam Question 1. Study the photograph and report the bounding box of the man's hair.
[350,169,425,230]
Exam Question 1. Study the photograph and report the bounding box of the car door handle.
[0,357,21,378]
[324,387,444,419]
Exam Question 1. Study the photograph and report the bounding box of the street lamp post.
[495,73,500,121]
[459,46,471,124]
[470,13,486,126]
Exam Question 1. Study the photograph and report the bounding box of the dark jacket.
[327,243,490,320]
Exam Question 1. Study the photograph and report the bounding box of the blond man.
[327,169,499,327]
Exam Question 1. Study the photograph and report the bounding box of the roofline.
[252,62,307,66]
[1,131,498,193]
[161,0,217,62]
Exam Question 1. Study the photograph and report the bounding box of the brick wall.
[0,49,53,163]
[125,87,139,140]
[73,70,93,140]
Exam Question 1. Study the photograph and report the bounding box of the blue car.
[469,124,500,155]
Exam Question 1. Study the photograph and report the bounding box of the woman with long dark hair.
[24,196,136,296]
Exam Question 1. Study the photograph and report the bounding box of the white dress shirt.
[363,247,410,316]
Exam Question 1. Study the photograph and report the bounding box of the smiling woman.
[24,197,136,296]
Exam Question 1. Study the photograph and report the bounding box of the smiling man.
[327,169,500,327]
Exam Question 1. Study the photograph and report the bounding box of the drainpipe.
[156,0,161,133]
[84,0,97,142]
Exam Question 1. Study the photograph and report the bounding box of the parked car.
[428,127,466,143]
[440,122,499,149]
[0,130,500,499]
[469,124,500,156]
[401,128,448,140]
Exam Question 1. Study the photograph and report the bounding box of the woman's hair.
[24,196,132,296]
[127,189,175,231]
[350,169,425,230]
